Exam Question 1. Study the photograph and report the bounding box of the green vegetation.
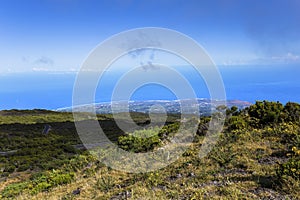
[0,100,300,199]
[0,121,81,176]
[0,109,74,125]
[118,124,180,153]
[118,126,162,153]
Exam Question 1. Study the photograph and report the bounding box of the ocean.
[1,64,299,110]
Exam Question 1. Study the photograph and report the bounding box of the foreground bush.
[1,169,75,198]
[277,146,300,181]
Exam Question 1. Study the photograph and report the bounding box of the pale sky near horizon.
[1,0,300,72]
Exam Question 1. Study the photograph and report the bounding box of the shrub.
[277,158,300,180]
[284,102,300,123]
[1,169,76,197]
[1,182,28,198]
[4,164,16,173]
[227,116,247,131]
[48,170,75,186]
[118,127,162,153]
[17,163,30,172]
[31,182,52,194]
[247,101,284,126]
[277,147,300,181]
[95,176,115,192]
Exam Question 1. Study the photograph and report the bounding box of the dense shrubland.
[0,100,299,199]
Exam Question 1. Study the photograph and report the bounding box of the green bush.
[4,164,16,173]
[1,182,28,198]
[277,158,300,180]
[118,134,161,153]
[17,163,31,172]
[118,127,162,153]
[30,170,75,194]
[31,182,52,194]
[247,101,284,126]
[284,102,300,123]
[227,116,247,131]
[48,171,75,186]
[1,169,76,197]
[277,147,300,181]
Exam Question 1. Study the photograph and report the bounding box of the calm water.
[1,65,299,110]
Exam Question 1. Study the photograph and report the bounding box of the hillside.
[0,101,299,199]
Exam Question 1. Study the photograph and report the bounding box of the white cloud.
[32,67,52,72]
[221,52,300,66]
[271,52,300,62]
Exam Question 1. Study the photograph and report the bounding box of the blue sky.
[1,0,300,72]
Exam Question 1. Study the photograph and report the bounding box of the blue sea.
[1,65,300,110]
